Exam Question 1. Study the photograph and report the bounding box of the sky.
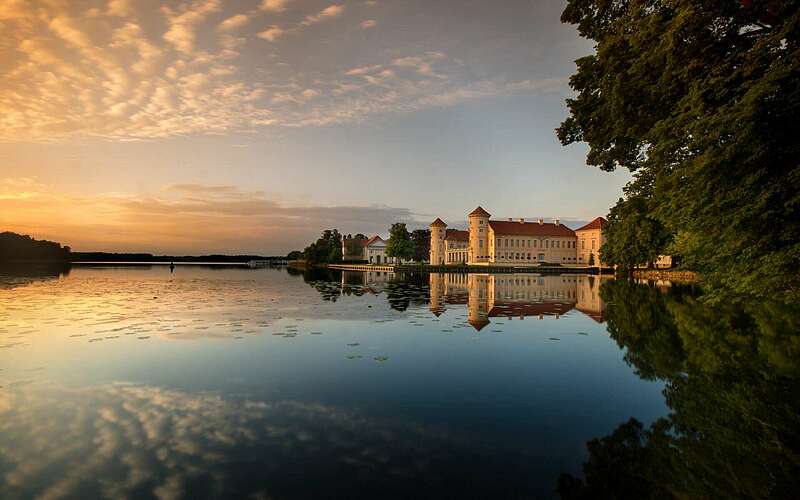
[0,0,630,255]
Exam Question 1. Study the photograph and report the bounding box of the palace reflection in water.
[428,273,608,329]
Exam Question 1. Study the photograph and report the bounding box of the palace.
[430,206,607,267]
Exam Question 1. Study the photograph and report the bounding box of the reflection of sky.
[0,267,667,498]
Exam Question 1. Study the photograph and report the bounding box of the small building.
[341,235,404,264]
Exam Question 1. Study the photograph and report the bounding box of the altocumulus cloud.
[0,0,565,142]
[0,178,421,254]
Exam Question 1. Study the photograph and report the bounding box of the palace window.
[581,240,585,249]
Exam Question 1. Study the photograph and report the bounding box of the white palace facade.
[430,206,608,267]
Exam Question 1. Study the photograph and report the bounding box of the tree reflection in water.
[559,279,800,499]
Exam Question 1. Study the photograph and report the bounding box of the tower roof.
[468,206,491,218]
[468,317,490,331]
[576,217,607,231]
[430,218,447,227]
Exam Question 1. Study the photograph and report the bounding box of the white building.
[342,235,404,264]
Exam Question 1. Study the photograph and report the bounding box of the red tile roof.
[489,220,575,237]
[343,235,384,248]
[468,206,491,217]
[489,302,575,317]
[444,229,469,241]
[430,218,447,227]
[576,217,607,231]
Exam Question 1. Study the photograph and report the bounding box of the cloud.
[301,4,345,26]
[259,0,289,12]
[0,2,565,141]
[0,178,421,254]
[360,19,377,29]
[107,0,132,17]
[216,14,248,32]
[256,25,286,42]
[162,0,221,54]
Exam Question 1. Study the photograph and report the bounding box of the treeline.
[295,224,430,264]
[0,232,71,262]
[558,0,800,301]
[71,252,284,263]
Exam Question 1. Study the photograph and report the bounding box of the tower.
[468,206,491,264]
[430,218,447,265]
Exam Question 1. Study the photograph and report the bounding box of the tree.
[344,234,368,259]
[0,232,71,262]
[286,250,303,261]
[303,229,343,264]
[557,0,800,301]
[385,223,415,263]
[411,229,431,262]
[587,253,595,266]
[600,195,671,272]
[559,280,800,499]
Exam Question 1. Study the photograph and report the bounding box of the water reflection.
[429,273,608,330]
[2,382,541,499]
[559,279,800,498]
[0,262,70,289]
[1,266,797,498]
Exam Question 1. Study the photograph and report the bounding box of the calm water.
[0,265,797,499]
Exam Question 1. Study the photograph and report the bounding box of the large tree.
[411,229,431,262]
[344,233,368,259]
[385,223,415,263]
[557,0,800,301]
[303,229,343,264]
[601,195,672,271]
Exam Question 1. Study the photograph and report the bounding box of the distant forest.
[0,232,71,262]
[0,231,283,263]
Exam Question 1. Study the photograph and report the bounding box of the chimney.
[538,218,544,225]
[519,218,524,224]
[555,218,560,226]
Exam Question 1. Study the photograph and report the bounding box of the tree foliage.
[411,229,431,262]
[600,196,671,271]
[385,223,415,263]
[303,229,343,264]
[560,279,800,499]
[286,250,303,260]
[558,0,800,301]
[343,233,368,258]
[0,232,71,262]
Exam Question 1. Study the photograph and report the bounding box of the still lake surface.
[1,265,797,499]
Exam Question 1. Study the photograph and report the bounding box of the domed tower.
[430,218,447,265]
[468,206,491,264]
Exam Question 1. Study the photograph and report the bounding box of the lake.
[1,265,797,499]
